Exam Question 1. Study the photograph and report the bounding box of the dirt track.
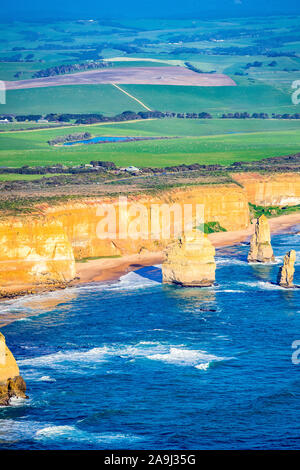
[5,67,236,90]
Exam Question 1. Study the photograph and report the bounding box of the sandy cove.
[75,212,300,285]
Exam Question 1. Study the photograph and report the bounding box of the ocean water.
[1,229,300,450]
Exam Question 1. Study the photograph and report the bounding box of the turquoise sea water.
[1,229,300,450]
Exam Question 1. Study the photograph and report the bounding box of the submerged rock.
[162,231,216,287]
[0,332,27,406]
[248,215,275,263]
[277,250,296,288]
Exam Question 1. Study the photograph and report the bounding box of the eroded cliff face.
[0,217,76,295]
[162,231,216,287]
[43,184,250,258]
[0,332,27,405]
[234,173,300,206]
[0,184,249,295]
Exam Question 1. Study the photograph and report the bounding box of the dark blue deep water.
[1,229,300,450]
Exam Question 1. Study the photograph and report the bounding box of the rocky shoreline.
[0,211,299,303]
[0,332,27,406]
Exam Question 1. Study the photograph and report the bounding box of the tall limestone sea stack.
[162,231,216,287]
[248,215,275,263]
[0,332,27,406]
[277,250,296,288]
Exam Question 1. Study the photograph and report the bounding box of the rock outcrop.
[0,217,76,297]
[162,231,216,287]
[277,250,296,288]
[248,215,275,263]
[0,332,27,406]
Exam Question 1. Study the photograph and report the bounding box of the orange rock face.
[248,215,275,263]
[0,217,76,293]
[277,249,296,288]
[162,232,216,287]
[0,332,27,405]
[0,184,250,294]
[234,173,300,206]
[43,184,250,258]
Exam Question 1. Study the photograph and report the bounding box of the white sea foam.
[221,289,245,293]
[18,341,229,373]
[18,346,109,368]
[238,281,289,290]
[216,257,247,266]
[35,425,141,444]
[38,376,56,383]
[0,398,29,409]
[77,270,160,295]
[146,346,227,370]
[35,425,75,438]
[0,419,140,445]
[195,362,210,370]
[2,396,29,408]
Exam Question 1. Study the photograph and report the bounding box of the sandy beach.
[75,212,300,285]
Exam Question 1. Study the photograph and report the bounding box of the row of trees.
[44,111,213,124]
[33,61,111,78]
[222,112,300,119]
[4,111,300,125]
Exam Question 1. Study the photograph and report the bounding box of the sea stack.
[162,231,216,287]
[248,215,275,263]
[0,332,27,406]
[277,250,296,288]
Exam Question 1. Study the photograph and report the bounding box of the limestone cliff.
[44,184,250,259]
[0,184,250,295]
[0,217,76,296]
[234,173,300,206]
[277,250,296,288]
[248,215,275,263]
[162,231,216,287]
[0,332,27,405]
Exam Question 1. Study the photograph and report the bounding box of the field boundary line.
[111,83,152,111]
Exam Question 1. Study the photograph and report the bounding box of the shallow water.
[1,229,300,449]
[63,136,130,145]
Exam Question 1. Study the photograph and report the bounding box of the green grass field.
[2,84,145,115]
[1,119,300,168]
[2,82,297,115]
[122,84,297,114]
[0,173,61,181]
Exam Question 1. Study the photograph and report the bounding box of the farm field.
[0,173,61,181]
[1,117,299,139]
[2,81,298,115]
[1,121,300,168]
[1,16,300,117]
[121,83,298,114]
[5,67,235,89]
[1,84,145,115]
[1,15,300,169]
